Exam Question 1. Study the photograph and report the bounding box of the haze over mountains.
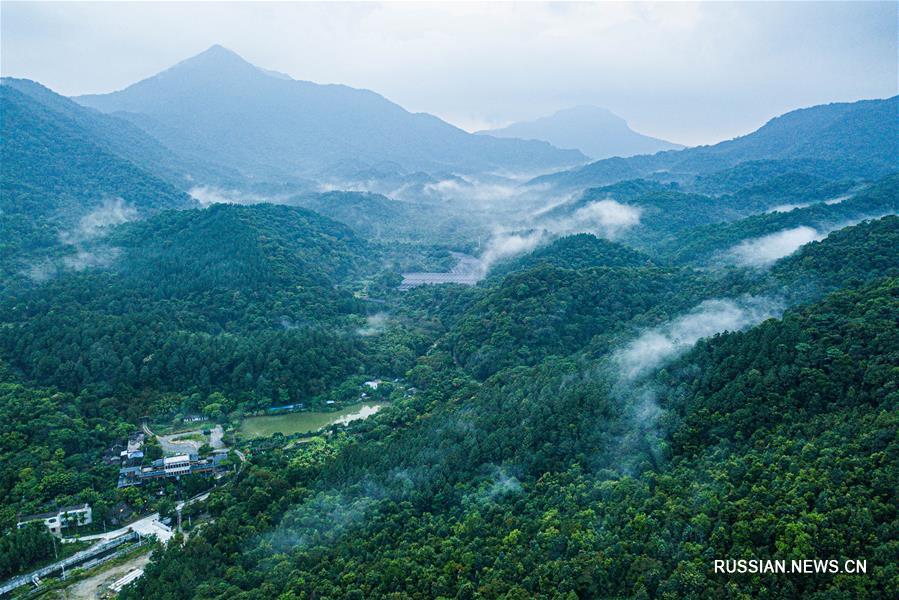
[75,45,587,184]
[4,57,896,286]
[2,23,899,600]
[478,105,684,160]
[8,42,891,207]
[533,96,899,190]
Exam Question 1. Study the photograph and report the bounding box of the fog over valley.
[0,3,897,598]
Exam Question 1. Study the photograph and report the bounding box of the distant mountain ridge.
[1,77,231,187]
[478,105,684,159]
[532,96,899,189]
[75,45,587,183]
[1,80,195,271]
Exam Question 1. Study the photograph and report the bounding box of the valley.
[0,11,897,599]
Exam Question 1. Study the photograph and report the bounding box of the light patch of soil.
[53,551,151,600]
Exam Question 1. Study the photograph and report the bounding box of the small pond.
[239,402,386,438]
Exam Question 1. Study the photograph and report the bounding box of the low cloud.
[530,191,579,218]
[356,312,390,337]
[270,491,377,552]
[475,198,641,274]
[603,295,782,474]
[614,296,782,382]
[766,202,810,214]
[422,178,519,208]
[189,185,269,207]
[463,465,523,506]
[23,261,58,283]
[24,199,134,282]
[767,192,855,214]
[564,199,642,239]
[477,229,546,274]
[484,466,522,499]
[59,197,137,244]
[726,226,823,267]
[61,247,122,272]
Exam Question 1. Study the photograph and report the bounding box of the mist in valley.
[1,3,897,598]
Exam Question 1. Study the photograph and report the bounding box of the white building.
[17,504,93,536]
[163,455,191,476]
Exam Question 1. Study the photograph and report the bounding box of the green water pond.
[239,402,386,438]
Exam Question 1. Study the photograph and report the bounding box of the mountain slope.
[0,77,230,186]
[659,175,899,265]
[119,272,899,599]
[0,204,379,406]
[76,45,586,182]
[532,96,899,190]
[479,105,684,159]
[0,83,196,272]
[491,233,653,274]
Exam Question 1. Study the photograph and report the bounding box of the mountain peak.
[204,43,235,55]
[480,106,683,159]
[555,105,620,119]
[74,47,584,180]
[171,44,255,72]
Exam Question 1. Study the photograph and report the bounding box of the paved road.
[68,513,173,544]
[176,491,210,512]
[68,491,214,546]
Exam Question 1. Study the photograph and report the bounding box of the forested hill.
[0,204,382,410]
[0,201,405,544]
[286,190,484,246]
[1,52,896,597]
[534,173,897,259]
[773,215,899,293]
[655,175,899,265]
[0,77,221,186]
[489,233,654,275]
[109,203,378,295]
[532,95,899,189]
[0,82,194,218]
[0,82,196,275]
[120,272,898,598]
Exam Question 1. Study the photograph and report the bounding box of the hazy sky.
[2,1,896,146]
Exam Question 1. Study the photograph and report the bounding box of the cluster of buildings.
[103,432,146,466]
[17,504,93,536]
[118,452,228,488]
[182,414,209,424]
[105,430,229,488]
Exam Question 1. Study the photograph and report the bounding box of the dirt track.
[52,551,151,599]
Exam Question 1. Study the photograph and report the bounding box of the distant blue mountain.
[76,45,587,182]
[532,96,899,190]
[478,105,683,160]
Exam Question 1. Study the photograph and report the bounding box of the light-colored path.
[69,489,213,545]
[68,513,172,544]
[57,550,151,599]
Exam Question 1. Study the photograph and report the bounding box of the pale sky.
[1,1,896,146]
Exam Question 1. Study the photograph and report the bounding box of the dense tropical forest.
[0,41,896,600]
